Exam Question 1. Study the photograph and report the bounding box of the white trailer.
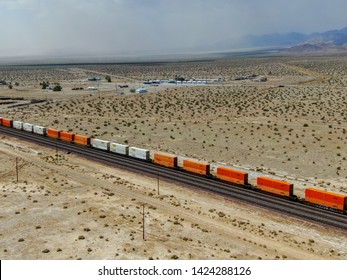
[33,125,46,135]
[13,121,23,130]
[129,146,150,160]
[110,142,129,155]
[91,138,110,151]
[23,123,34,132]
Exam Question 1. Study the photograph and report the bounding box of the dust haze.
[1,0,347,57]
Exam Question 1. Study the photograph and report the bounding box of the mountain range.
[242,26,347,52]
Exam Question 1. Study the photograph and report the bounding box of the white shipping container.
[129,146,150,160]
[13,121,23,130]
[110,142,129,155]
[33,125,46,135]
[23,123,34,132]
[91,138,110,151]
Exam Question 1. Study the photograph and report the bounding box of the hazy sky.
[0,0,346,57]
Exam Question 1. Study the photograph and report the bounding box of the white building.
[135,87,148,94]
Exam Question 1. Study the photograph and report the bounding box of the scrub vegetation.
[1,55,347,193]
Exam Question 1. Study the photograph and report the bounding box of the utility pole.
[56,144,58,163]
[16,157,19,183]
[142,204,145,240]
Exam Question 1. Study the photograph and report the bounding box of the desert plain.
[1,54,347,259]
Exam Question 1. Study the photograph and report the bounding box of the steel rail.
[1,125,346,231]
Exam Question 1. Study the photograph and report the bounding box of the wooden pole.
[16,157,19,183]
[142,204,145,240]
[56,144,58,163]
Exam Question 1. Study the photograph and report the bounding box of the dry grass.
[1,54,347,196]
[1,136,346,260]
[2,55,347,260]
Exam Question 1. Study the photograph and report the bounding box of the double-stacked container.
[154,152,178,168]
[183,159,210,175]
[257,177,293,197]
[129,147,150,160]
[91,139,110,151]
[305,188,347,211]
[110,142,129,155]
[47,128,61,139]
[60,131,74,142]
[13,121,23,130]
[33,125,46,135]
[74,134,91,146]
[216,167,248,185]
[1,118,13,127]
[23,123,34,132]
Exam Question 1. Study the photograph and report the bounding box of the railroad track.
[1,125,346,231]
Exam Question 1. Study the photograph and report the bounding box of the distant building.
[135,87,148,94]
[88,77,101,81]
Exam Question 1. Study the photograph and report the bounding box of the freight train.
[1,116,347,214]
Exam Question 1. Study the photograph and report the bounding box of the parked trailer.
[33,125,46,135]
[60,131,74,142]
[74,134,91,146]
[23,123,34,132]
[257,177,293,197]
[13,121,23,130]
[1,118,13,127]
[91,138,110,151]
[305,188,347,211]
[183,159,210,176]
[216,167,248,185]
[129,147,150,160]
[153,152,178,168]
[47,128,61,139]
[110,142,129,155]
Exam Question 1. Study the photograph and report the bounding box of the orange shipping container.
[154,152,178,168]
[217,167,248,185]
[1,118,13,127]
[305,188,347,211]
[74,134,91,146]
[47,128,61,139]
[183,159,210,175]
[257,176,293,197]
[60,131,74,142]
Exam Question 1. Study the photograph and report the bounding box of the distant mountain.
[243,32,309,48]
[304,27,347,46]
[284,43,347,54]
[242,26,347,49]
[285,43,325,53]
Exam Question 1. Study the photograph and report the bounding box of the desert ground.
[0,135,346,260]
[1,54,347,259]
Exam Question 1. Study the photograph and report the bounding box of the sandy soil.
[2,56,347,197]
[0,135,346,260]
[1,55,347,260]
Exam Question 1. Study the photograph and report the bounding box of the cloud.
[0,0,347,57]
